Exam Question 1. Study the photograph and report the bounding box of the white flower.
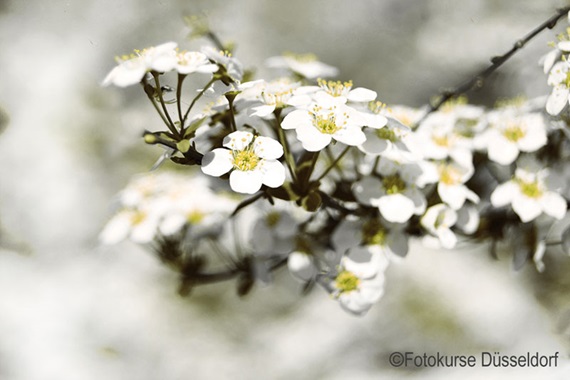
[281,102,366,152]
[546,60,570,116]
[288,251,318,282]
[99,205,162,245]
[421,204,458,249]
[102,42,178,87]
[331,219,408,258]
[484,111,547,165]
[490,159,567,223]
[201,46,243,82]
[175,50,219,75]
[201,131,286,194]
[288,79,377,109]
[266,53,338,79]
[353,158,427,223]
[434,160,479,210]
[329,245,389,316]
[239,78,300,118]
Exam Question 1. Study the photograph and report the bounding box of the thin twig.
[415,6,570,127]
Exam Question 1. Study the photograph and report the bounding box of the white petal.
[296,124,332,151]
[456,206,479,234]
[542,50,559,73]
[99,213,131,245]
[250,104,276,118]
[288,252,316,281]
[347,87,377,102]
[558,41,570,52]
[437,228,457,249]
[546,86,569,116]
[201,149,233,177]
[331,220,361,254]
[281,109,311,130]
[359,129,389,155]
[512,195,542,223]
[229,170,263,194]
[223,131,254,150]
[487,137,519,165]
[438,183,467,210]
[353,177,384,205]
[260,160,286,188]
[490,182,516,207]
[253,136,283,159]
[159,214,186,236]
[539,192,567,220]
[378,194,415,223]
[333,127,366,146]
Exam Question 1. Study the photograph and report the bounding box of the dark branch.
[415,6,570,126]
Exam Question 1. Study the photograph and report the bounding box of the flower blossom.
[266,52,338,79]
[490,159,567,222]
[327,245,389,316]
[102,42,178,87]
[546,60,570,115]
[353,156,427,223]
[483,111,547,165]
[201,131,286,194]
[281,100,366,152]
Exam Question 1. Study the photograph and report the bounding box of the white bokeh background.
[1,0,570,379]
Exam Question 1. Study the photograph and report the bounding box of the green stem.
[176,73,186,126]
[227,95,238,132]
[182,77,216,127]
[274,110,298,182]
[142,80,172,129]
[152,72,180,139]
[315,146,350,182]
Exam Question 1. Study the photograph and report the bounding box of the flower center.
[368,101,387,115]
[432,135,450,147]
[266,211,281,227]
[335,270,360,293]
[317,78,353,97]
[382,174,406,195]
[361,219,387,246]
[440,96,468,113]
[311,108,343,134]
[439,165,461,185]
[516,178,543,198]
[262,90,293,108]
[187,210,205,224]
[130,210,147,226]
[565,70,570,88]
[455,118,478,138]
[233,149,260,171]
[375,127,397,142]
[502,123,525,142]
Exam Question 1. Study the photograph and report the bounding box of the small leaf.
[183,117,206,138]
[176,139,191,153]
[301,191,322,212]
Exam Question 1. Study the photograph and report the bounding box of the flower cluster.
[100,19,570,316]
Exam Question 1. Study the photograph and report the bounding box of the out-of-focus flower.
[491,158,567,222]
[434,160,479,210]
[353,157,427,223]
[175,50,219,75]
[102,42,178,87]
[331,218,408,258]
[329,245,389,316]
[201,131,286,194]
[421,204,458,249]
[238,78,300,118]
[546,60,570,115]
[266,52,338,79]
[483,111,547,165]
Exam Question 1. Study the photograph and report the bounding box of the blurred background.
[1,0,570,378]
